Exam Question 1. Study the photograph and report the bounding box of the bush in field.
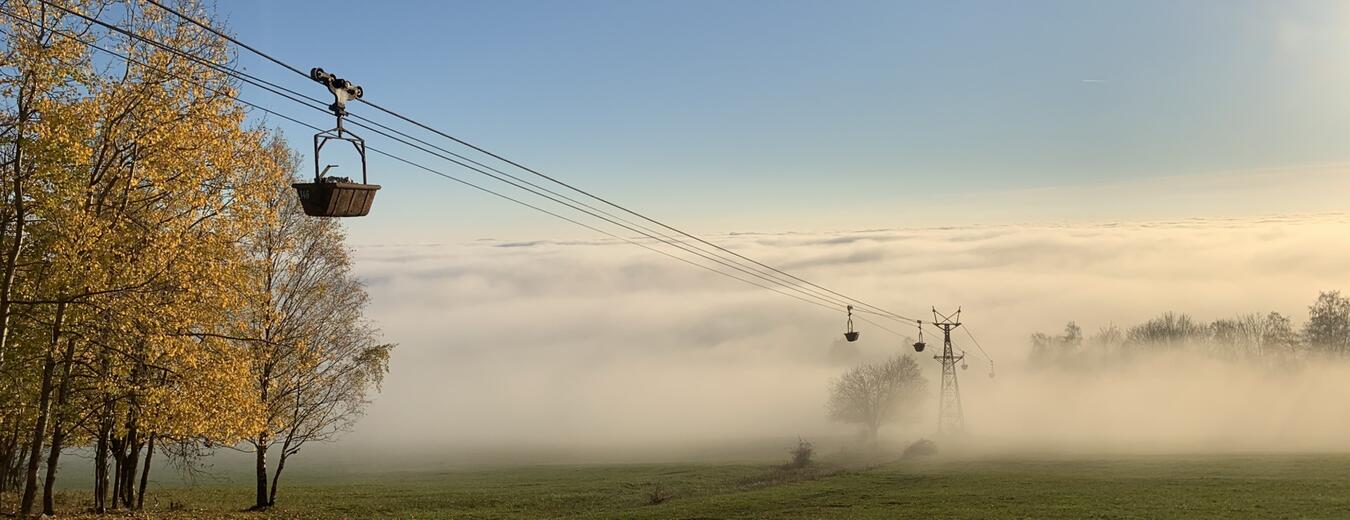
[903,439,938,459]
[644,482,673,505]
[784,438,815,469]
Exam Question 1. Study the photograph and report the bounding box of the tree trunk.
[268,438,293,506]
[42,337,78,515]
[93,422,108,513]
[253,362,273,510]
[20,301,64,516]
[0,421,15,494]
[12,427,30,492]
[110,435,124,510]
[93,351,113,512]
[0,421,15,511]
[121,419,140,509]
[116,364,142,510]
[136,434,154,510]
[0,87,29,373]
[41,427,61,515]
[253,440,269,509]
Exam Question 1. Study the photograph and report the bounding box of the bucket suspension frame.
[311,67,367,184]
[313,123,368,184]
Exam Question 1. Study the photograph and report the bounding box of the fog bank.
[343,213,1350,456]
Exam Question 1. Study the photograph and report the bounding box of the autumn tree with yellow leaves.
[230,146,391,509]
[0,1,391,516]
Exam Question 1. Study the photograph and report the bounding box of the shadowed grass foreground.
[23,453,1350,519]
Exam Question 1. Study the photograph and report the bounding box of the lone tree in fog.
[1305,291,1350,356]
[827,354,927,443]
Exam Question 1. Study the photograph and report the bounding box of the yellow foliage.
[0,0,307,449]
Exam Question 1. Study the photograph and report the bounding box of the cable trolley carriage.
[293,68,381,217]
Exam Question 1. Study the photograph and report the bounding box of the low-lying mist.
[337,213,1350,462]
[975,349,1350,454]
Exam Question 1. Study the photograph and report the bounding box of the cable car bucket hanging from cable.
[843,305,860,342]
[293,68,381,217]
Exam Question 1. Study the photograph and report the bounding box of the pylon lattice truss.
[932,307,965,435]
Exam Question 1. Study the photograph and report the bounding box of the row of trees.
[1029,291,1350,366]
[0,1,390,516]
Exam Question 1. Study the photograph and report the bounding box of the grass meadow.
[19,451,1350,519]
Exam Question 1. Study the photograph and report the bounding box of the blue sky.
[220,0,1350,243]
[201,2,1350,451]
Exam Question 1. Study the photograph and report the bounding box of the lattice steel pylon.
[932,307,965,435]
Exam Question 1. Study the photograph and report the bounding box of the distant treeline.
[1029,291,1350,366]
[0,2,390,517]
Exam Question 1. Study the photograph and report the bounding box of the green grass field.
[31,452,1350,519]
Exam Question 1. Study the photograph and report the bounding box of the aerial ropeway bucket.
[293,176,380,217]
